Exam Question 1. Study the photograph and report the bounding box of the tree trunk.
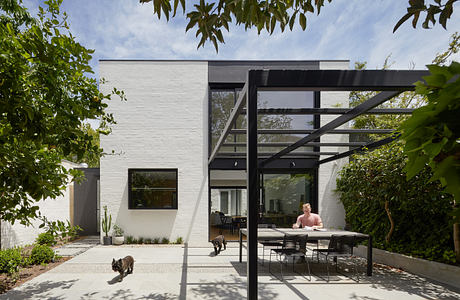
[454,200,460,262]
[454,222,460,262]
[385,200,394,243]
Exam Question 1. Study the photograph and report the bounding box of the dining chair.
[312,234,358,282]
[257,223,282,265]
[269,234,311,281]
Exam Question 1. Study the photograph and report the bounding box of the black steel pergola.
[207,69,429,300]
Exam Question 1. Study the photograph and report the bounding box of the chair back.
[282,234,307,252]
[328,235,356,255]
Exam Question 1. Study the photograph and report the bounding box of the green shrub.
[153,238,159,244]
[30,245,55,265]
[175,237,183,244]
[138,237,144,244]
[161,238,169,244]
[36,232,56,246]
[144,238,152,244]
[337,142,456,265]
[126,236,134,244]
[0,248,23,274]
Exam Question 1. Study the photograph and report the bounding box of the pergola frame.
[208,69,429,300]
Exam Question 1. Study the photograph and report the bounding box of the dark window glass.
[220,191,229,214]
[128,169,178,209]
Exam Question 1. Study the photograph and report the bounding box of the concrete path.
[2,244,460,299]
[55,236,100,257]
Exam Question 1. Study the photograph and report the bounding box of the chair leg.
[304,256,311,281]
[326,256,330,282]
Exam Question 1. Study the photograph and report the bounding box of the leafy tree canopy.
[139,0,458,51]
[0,0,124,225]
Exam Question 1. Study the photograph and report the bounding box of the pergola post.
[247,71,258,300]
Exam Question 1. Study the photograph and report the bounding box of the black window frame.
[128,168,178,210]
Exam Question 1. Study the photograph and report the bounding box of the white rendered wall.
[1,160,79,249]
[318,61,349,229]
[99,61,209,246]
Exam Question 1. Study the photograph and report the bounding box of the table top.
[240,228,369,239]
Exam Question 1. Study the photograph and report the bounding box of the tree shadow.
[0,279,77,300]
[80,289,178,300]
[188,274,278,300]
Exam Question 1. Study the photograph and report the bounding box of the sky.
[23,0,460,80]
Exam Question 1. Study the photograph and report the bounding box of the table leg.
[239,229,243,263]
[367,235,373,276]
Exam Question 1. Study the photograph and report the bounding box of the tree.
[139,0,458,51]
[0,0,125,225]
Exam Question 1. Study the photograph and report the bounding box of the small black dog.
[211,235,227,255]
[112,255,134,282]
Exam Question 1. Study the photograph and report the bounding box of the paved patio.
[2,241,460,299]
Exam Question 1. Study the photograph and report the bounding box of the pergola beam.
[208,83,248,164]
[318,135,400,164]
[229,128,395,134]
[217,151,339,157]
[262,91,401,165]
[241,108,414,115]
[222,142,367,147]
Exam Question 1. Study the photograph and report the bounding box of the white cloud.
[23,0,460,75]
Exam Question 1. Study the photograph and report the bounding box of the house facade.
[99,60,350,245]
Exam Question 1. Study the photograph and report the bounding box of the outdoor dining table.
[239,227,373,276]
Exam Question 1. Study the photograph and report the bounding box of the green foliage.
[39,217,82,241]
[394,0,458,32]
[0,248,23,274]
[153,238,160,244]
[138,237,144,244]
[336,142,456,264]
[144,238,152,244]
[0,0,125,225]
[161,237,170,244]
[101,206,112,237]
[400,61,460,218]
[175,237,183,244]
[36,232,56,246]
[126,236,134,244]
[139,0,457,51]
[30,244,55,265]
[112,224,124,237]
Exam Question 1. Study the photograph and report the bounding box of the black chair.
[258,224,282,265]
[218,212,233,234]
[313,234,358,282]
[269,234,311,281]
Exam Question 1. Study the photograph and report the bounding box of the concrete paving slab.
[2,245,459,300]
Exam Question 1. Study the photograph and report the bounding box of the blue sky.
[25,0,459,76]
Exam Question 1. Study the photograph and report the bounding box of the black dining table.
[239,227,373,276]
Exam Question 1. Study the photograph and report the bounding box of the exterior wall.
[99,61,209,246]
[317,61,349,229]
[1,160,80,249]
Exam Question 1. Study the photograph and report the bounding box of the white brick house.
[99,60,349,246]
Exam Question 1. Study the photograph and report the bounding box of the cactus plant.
[102,205,112,237]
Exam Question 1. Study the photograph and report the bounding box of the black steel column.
[247,71,258,300]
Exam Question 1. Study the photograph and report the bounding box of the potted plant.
[102,205,112,245]
[112,224,124,245]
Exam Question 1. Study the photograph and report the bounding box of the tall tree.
[139,0,458,51]
[0,0,124,225]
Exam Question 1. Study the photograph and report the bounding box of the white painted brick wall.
[1,160,79,249]
[99,61,209,246]
[318,61,349,229]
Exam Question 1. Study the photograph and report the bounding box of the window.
[220,191,229,214]
[128,169,178,209]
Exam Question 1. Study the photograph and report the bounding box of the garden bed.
[0,256,71,294]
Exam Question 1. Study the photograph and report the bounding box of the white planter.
[113,236,124,245]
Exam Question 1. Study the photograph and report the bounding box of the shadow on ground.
[0,279,77,300]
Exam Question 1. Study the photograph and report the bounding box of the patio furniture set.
[239,227,371,282]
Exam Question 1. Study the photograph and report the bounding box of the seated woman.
[292,203,323,229]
